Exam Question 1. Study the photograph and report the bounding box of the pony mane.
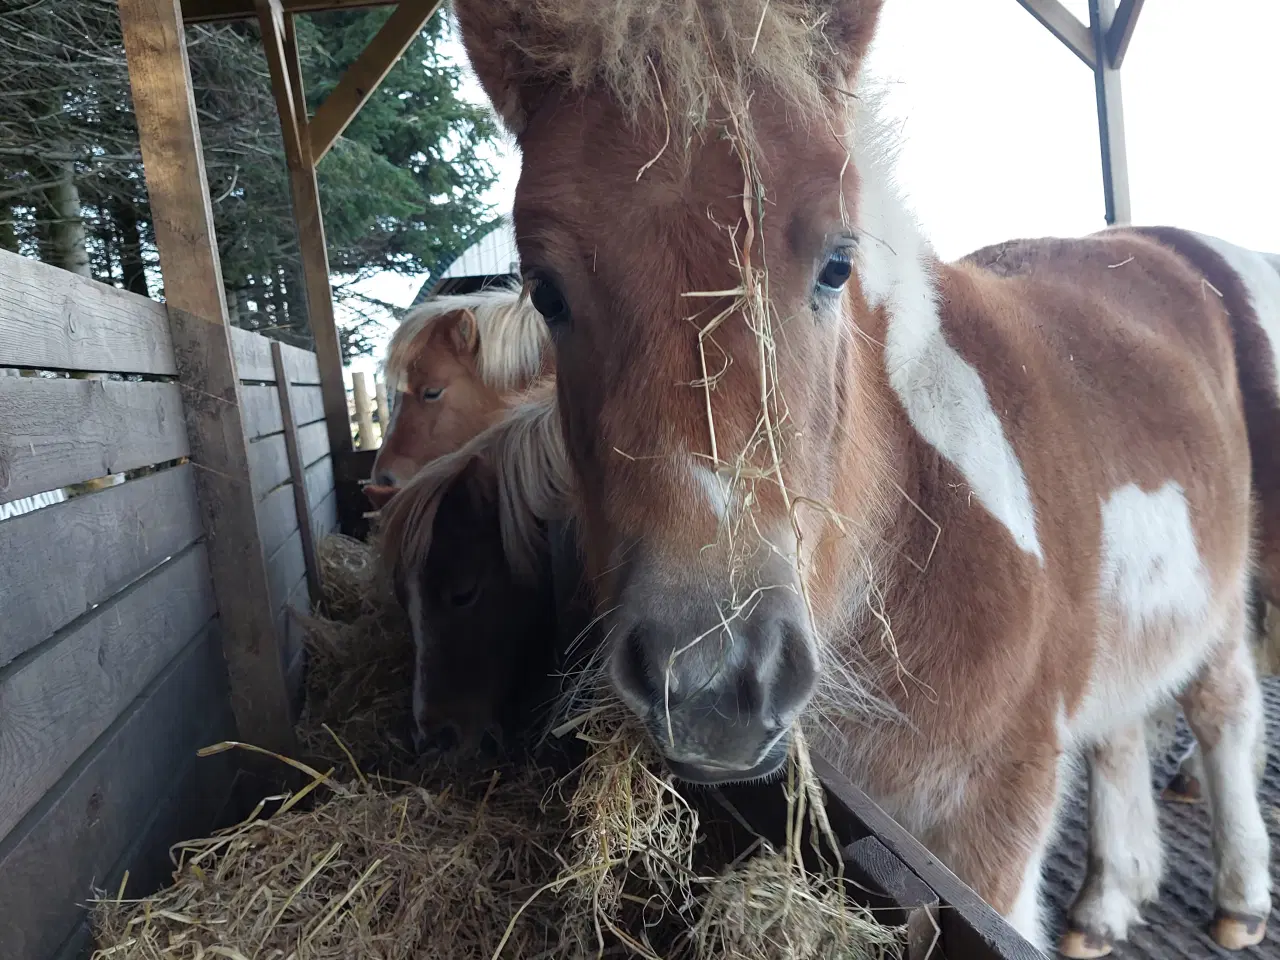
[378,380,574,586]
[475,0,858,138]
[382,279,549,394]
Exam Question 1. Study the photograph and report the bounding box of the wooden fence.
[0,248,332,960]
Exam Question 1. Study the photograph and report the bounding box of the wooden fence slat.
[267,530,307,615]
[351,370,376,450]
[0,249,177,376]
[841,837,941,960]
[279,573,310,717]
[240,384,283,440]
[0,465,204,669]
[169,305,297,758]
[304,455,335,514]
[291,384,325,425]
[297,418,329,467]
[248,433,292,500]
[0,624,234,960]
[256,482,300,559]
[280,341,321,385]
[311,488,338,541]
[230,325,276,382]
[273,342,322,606]
[0,378,189,505]
[0,546,216,843]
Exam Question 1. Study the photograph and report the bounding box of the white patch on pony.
[404,576,432,746]
[690,459,732,521]
[1193,233,1280,396]
[851,90,1043,564]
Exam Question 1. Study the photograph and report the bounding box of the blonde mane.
[382,280,550,394]
[379,380,574,585]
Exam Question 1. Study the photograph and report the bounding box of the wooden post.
[1089,0,1131,226]
[374,378,390,439]
[351,371,376,451]
[255,0,353,459]
[117,0,229,324]
[168,307,298,757]
[272,341,323,605]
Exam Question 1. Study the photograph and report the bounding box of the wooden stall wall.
[0,250,238,960]
[0,249,335,959]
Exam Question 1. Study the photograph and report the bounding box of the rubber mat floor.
[1041,676,1280,958]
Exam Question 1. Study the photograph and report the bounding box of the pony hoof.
[1211,910,1267,950]
[1058,928,1114,959]
[1161,771,1202,803]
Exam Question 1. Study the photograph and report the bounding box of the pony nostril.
[375,471,396,487]
[418,722,459,754]
[615,625,659,707]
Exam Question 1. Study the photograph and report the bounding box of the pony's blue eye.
[529,276,569,325]
[817,253,854,291]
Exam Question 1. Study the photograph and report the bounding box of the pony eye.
[421,387,443,402]
[817,253,853,291]
[529,276,569,325]
[448,582,481,608]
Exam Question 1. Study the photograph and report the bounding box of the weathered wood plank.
[256,481,300,559]
[280,573,310,715]
[169,305,297,758]
[297,417,329,467]
[292,384,325,425]
[230,325,276,382]
[311,488,337,542]
[0,249,176,376]
[0,545,216,843]
[274,342,322,606]
[0,624,234,960]
[352,370,377,450]
[280,341,321,385]
[0,465,203,669]
[842,837,941,960]
[118,0,229,325]
[267,529,307,617]
[240,383,283,440]
[248,433,292,500]
[0,377,189,505]
[304,455,335,513]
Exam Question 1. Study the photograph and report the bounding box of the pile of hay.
[91,534,903,960]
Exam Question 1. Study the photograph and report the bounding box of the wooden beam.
[117,0,229,324]
[271,340,323,607]
[255,0,355,458]
[181,0,394,23]
[1014,0,1096,70]
[1089,0,1131,225]
[308,0,442,163]
[1106,0,1144,68]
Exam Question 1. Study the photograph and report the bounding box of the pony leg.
[1179,617,1272,950]
[1060,721,1163,959]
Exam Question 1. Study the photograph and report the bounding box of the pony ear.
[820,0,885,77]
[444,308,480,358]
[453,2,543,136]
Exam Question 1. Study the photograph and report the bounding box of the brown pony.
[368,283,550,498]
[401,1,1277,954]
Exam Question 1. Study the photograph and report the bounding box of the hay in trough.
[91,534,903,960]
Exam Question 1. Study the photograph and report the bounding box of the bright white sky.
[345,0,1280,376]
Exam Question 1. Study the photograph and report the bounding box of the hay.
[91,534,904,960]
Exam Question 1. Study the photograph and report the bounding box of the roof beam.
[308,0,442,163]
[1014,0,1097,70]
[181,0,394,24]
[1106,0,1144,68]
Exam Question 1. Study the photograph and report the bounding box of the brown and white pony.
[367,283,550,501]
[389,1,1278,954]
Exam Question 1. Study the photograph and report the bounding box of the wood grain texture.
[256,481,300,558]
[0,546,216,843]
[117,0,229,324]
[311,488,337,541]
[279,572,310,715]
[273,342,321,605]
[0,249,176,376]
[0,465,203,669]
[291,384,325,425]
[304,455,334,513]
[0,624,234,960]
[240,383,283,440]
[169,305,297,757]
[230,325,275,382]
[0,377,189,504]
[842,837,941,960]
[297,417,329,467]
[280,341,320,385]
[267,529,307,616]
[248,433,292,500]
